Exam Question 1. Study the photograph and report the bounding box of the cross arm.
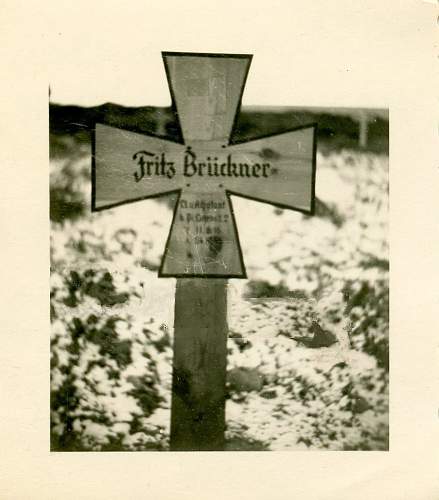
[92,123,185,211]
[225,124,317,214]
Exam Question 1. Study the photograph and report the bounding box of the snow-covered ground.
[50,139,388,451]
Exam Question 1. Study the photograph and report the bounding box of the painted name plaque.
[92,52,317,278]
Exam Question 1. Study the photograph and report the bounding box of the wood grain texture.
[170,279,228,451]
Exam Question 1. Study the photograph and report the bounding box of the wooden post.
[170,279,228,451]
[359,109,369,149]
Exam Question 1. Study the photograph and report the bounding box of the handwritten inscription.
[133,147,272,182]
[161,190,240,276]
[179,198,227,253]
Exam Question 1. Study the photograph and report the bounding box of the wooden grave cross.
[92,51,317,450]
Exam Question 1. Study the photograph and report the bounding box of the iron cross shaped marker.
[92,52,317,278]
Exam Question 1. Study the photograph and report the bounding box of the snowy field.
[50,116,389,451]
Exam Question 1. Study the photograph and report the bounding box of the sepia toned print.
[50,52,388,452]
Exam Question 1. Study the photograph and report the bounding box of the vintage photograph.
[50,52,389,452]
[3,0,437,497]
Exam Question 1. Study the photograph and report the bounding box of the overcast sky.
[41,1,430,109]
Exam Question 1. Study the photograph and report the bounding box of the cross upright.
[92,51,317,451]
